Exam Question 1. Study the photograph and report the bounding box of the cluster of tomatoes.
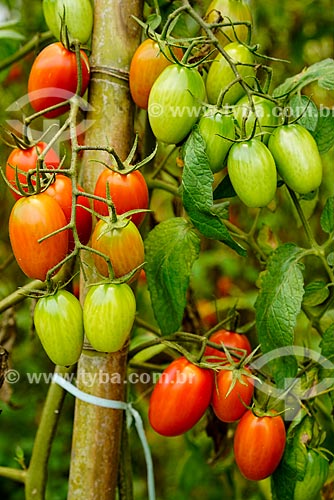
[129,0,323,209]
[148,329,286,482]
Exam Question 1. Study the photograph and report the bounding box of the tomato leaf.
[182,128,246,256]
[273,58,334,97]
[320,324,334,362]
[213,173,237,200]
[312,110,334,154]
[288,95,318,132]
[144,217,201,335]
[321,197,334,233]
[255,243,304,383]
[303,280,329,307]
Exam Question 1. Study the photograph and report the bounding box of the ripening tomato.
[9,193,68,281]
[206,42,255,105]
[268,123,323,194]
[93,168,149,227]
[148,357,214,436]
[205,329,252,363]
[91,218,145,279]
[205,0,252,47]
[28,42,90,118]
[233,95,278,144]
[227,138,277,207]
[43,0,93,44]
[234,410,286,480]
[148,64,206,144]
[34,289,84,365]
[5,142,60,200]
[83,282,136,352]
[211,368,253,422]
[45,174,92,251]
[129,38,183,109]
[198,109,235,172]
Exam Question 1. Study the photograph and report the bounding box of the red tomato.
[45,174,92,251]
[129,38,183,109]
[93,168,149,227]
[91,218,145,279]
[205,329,252,363]
[211,368,253,422]
[28,42,90,118]
[234,410,286,481]
[9,193,68,281]
[148,357,214,436]
[5,142,60,200]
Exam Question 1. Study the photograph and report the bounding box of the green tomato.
[233,95,278,143]
[206,42,255,105]
[148,64,206,144]
[294,449,329,500]
[43,0,93,44]
[198,109,235,172]
[268,123,323,194]
[34,290,84,366]
[227,138,277,207]
[204,0,253,47]
[83,283,136,353]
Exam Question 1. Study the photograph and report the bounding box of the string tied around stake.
[52,373,156,500]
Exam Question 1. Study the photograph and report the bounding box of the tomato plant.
[205,329,252,363]
[233,95,279,143]
[227,138,277,207]
[148,357,214,436]
[204,0,252,46]
[93,168,149,227]
[198,109,235,172]
[91,218,145,279]
[28,42,90,118]
[43,0,94,44]
[5,142,60,200]
[45,174,92,251]
[268,123,323,194]
[9,193,68,281]
[206,42,255,105]
[148,64,206,144]
[211,367,253,422]
[129,38,183,109]
[83,282,136,352]
[34,289,84,366]
[234,410,286,481]
[293,449,329,500]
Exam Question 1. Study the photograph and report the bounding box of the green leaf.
[273,58,334,98]
[312,111,334,154]
[320,197,334,233]
[213,173,237,200]
[320,324,334,362]
[288,95,318,132]
[144,217,201,335]
[0,29,24,40]
[255,244,304,382]
[303,280,329,307]
[182,128,246,256]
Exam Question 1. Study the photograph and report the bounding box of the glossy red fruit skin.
[148,357,214,436]
[5,142,60,200]
[9,193,68,281]
[93,169,149,227]
[28,42,90,118]
[205,329,252,363]
[234,410,286,481]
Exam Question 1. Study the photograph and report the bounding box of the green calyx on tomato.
[204,0,253,47]
[227,138,277,208]
[268,123,323,194]
[205,329,252,363]
[233,95,279,143]
[206,42,255,105]
[34,289,84,366]
[43,0,94,45]
[83,282,136,353]
[148,356,214,436]
[148,63,206,144]
[198,108,236,172]
[9,193,68,281]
